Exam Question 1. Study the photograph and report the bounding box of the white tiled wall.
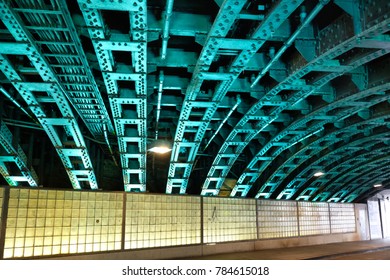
[0,187,363,258]
[258,200,299,238]
[298,201,331,236]
[203,197,256,243]
[3,189,123,258]
[329,203,356,233]
[125,194,201,249]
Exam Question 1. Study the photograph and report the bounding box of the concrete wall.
[379,199,390,238]
[367,191,390,240]
[355,203,370,240]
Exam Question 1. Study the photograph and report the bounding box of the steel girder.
[317,149,390,202]
[166,0,305,194]
[77,0,148,192]
[267,112,390,202]
[341,166,390,202]
[201,6,390,196]
[238,82,390,198]
[291,144,390,202]
[2,0,114,139]
[267,127,390,202]
[0,3,98,190]
[327,157,390,203]
[0,121,39,186]
[0,0,388,201]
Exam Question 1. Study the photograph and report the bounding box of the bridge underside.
[0,0,389,203]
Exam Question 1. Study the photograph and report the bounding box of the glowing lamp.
[148,140,172,154]
[313,171,325,177]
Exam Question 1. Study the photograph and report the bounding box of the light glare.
[149,146,172,154]
[373,184,382,188]
[314,171,325,177]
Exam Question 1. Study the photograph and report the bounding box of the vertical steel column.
[200,196,204,246]
[296,201,301,237]
[377,199,385,239]
[353,203,357,233]
[255,199,259,240]
[0,187,10,260]
[328,203,333,234]
[121,192,127,251]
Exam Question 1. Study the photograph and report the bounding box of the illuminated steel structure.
[0,0,389,202]
[0,0,103,189]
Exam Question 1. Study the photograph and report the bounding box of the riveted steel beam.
[167,0,305,194]
[301,144,390,201]
[258,112,390,199]
[234,83,390,197]
[2,0,114,139]
[77,0,148,192]
[328,157,390,202]
[0,121,39,187]
[0,55,97,189]
[278,138,390,201]
[0,2,99,190]
[201,9,390,196]
[267,110,390,201]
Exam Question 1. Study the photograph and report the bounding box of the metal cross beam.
[77,0,148,192]
[201,7,390,197]
[236,83,390,198]
[0,121,39,187]
[3,0,114,140]
[269,113,390,201]
[167,0,305,194]
[0,2,98,190]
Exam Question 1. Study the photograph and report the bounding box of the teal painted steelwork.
[7,0,114,139]
[0,1,98,190]
[77,0,148,192]
[241,84,390,198]
[0,122,39,187]
[167,0,305,194]
[269,112,390,201]
[201,5,390,197]
[0,0,389,200]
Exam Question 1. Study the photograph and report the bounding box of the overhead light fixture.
[149,146,172,154]
[148,139,172,154]
[313,171,325,177]
[373,184,382,188]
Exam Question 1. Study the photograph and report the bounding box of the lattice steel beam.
[296,144,390,202]
[167,0,305,194]
[0,121,39,187]
[236,83,390,198]
[269,114,390,201]
[0,2,98,190]
[3,0,114,139]
[329,158,390,202]
[201,7,390,196]
[77,0,148,192]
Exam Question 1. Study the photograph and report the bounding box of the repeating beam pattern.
[77,0,148,192]
[0,0,388,202]
[201,0,390,199]
[167,0,305,194]
[0,1,97,190]
[0,121,38,186]
[6,0,114,139]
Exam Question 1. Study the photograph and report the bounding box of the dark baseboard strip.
[306,245,390,260]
